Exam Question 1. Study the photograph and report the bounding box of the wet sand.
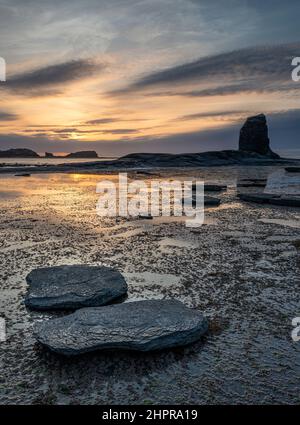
[0,165,300,404]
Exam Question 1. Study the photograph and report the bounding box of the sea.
[0,156,117,166]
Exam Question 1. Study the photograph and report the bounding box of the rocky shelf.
[238,193,300,207]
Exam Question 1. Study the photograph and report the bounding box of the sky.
[0,0,299,156]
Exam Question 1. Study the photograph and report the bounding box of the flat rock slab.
[192,184,227,192]
[183,196,221,207]
[137,215,153,219]
[203,196,221,206]
[238,193,300,207]
[272,197,300,207]
[285,167,300,173]
[34,300,208,355]
[25,265,128,310]
[237,179,267,188]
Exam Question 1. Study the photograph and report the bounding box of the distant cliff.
[0,148,40,158]
[65,151,98,158]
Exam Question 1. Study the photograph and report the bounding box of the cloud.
[85,118,119,125]
[169,83,300,98]
[0,111,18,121]
[52,128,78,134]
[100,128,139,134]
[176,110,249,121]
[22,127,140,138]
[110,42,300,97]
[52,127,139,135]
[85,117,150,125]
[2,59,102,95]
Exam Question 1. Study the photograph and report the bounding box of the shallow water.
[0,165,299,405]
[265,169,300,195]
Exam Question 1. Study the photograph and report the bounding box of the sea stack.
[239,114,280,158]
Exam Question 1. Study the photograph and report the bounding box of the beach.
[0,165,299,404]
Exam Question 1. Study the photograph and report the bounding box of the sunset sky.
[0,0,299,156]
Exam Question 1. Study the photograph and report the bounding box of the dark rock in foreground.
[0,148,39,158]
[192,184,227,192]
[237,179,267,188]
[15,173,31,177]
[237,183,266,188]
[272,197,300,207]
[238,193,300,207]
[238,193,277,203]
[239,114,279,159]
[25,265,128,310]
[285,167,300,173]
[184,196,221,207]
[138,215,153,219]
[34,300,208,355]
[204,184,227,192]
[204,196,221,207]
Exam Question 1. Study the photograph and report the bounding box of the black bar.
[0,405,299,422]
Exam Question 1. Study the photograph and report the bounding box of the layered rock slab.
[238,193,300,207]
[34,300,208,355]
[25,265,128,310]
